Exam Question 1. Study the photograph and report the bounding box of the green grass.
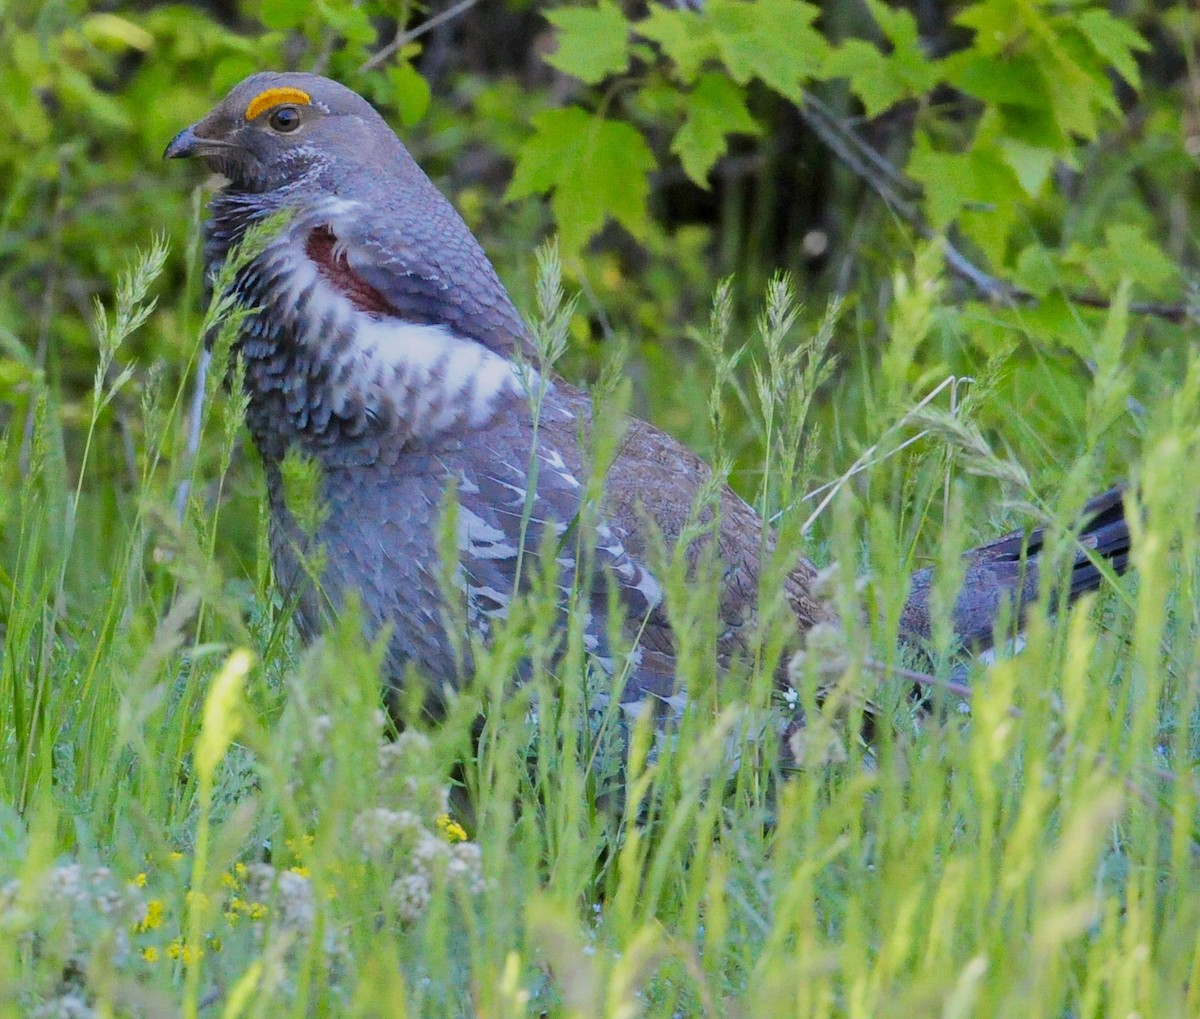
[2,232,1199,1019]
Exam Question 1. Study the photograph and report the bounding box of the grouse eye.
[268,105,302,133]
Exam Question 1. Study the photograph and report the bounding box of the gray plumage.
[165,72,1130,723]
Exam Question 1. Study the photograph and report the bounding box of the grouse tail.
[900,486,1130,652]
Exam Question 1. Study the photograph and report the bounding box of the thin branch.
[799,92,1199,323]
[799,95,1016,303]
[1070,291,1197,324]
[802,92,921,200]
[360,0,483,73]
[864,656,981,706]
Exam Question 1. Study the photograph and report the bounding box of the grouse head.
[163,72,398,194]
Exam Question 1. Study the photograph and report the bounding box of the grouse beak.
[163,125,201,159]
[164,125,238,160]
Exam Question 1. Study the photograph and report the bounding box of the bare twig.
[1069,291,1197,323]
[799,92,1198,323]
[360,0,483,73]
[864,655,981,706]
[802,92,921,201]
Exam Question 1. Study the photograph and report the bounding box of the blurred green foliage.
[0,0,1196,517]
[0,4,1199,1013]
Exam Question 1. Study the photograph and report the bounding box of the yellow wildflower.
[285,834,315,862]
[167,939,204,965]
[136,899,165,933]
[436,814,468,844]
[133,872,148,888]
[228,895,268,920]
[142,946,159,963]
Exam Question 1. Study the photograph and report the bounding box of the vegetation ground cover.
[1,1,1198,1015]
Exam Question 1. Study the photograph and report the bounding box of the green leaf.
[906,141,975,232]
[81,14,154,52]
[993,99,1067,153]
[943,52,1049,110]
[858,0,940,107]
[824,40,906,118]
[545,2,630,85]
[1046,31,1109,141]
[634,7,717,83]
[956,2,1121,145]
[991,293,1084,352]
[1012,243,1062,297]
[672,74,759,186]
[0,56,49,143]
[213,55,260,95]
[389,60,431,127]
[507,108,656,253]
[707,0,825,100]
[1064,223,1178,295]
[315,0,377,45]
[998,137,1055,196]
[59,66,132,131]
[258,0,307,30]
[954,0,1025,56]
[1076,9,1149,88]
[907,133,1021,263]
[943,52,1067,150]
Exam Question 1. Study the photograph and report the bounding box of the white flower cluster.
[376,731,451,817]
[29,992,94,1019]
[2,863,135,923]
[0,862,145,1017]
[236,859,352,999]
[350,806,485,924]
[1,863,141,956]
[243,863,318,937]
[350,806,426,854]
[283,705,486,929]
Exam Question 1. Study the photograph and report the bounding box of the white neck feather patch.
[354,317,526,433]
[267,217,537,439]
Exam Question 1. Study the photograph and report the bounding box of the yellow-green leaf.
[1076,9,1149,89]
[707,0,824,100]
[507,108,656,254]
[81,13,154,52]
[634,6,716,83]
[389,60,431,127]
[672,74,759,187]
[545,1,630,85]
